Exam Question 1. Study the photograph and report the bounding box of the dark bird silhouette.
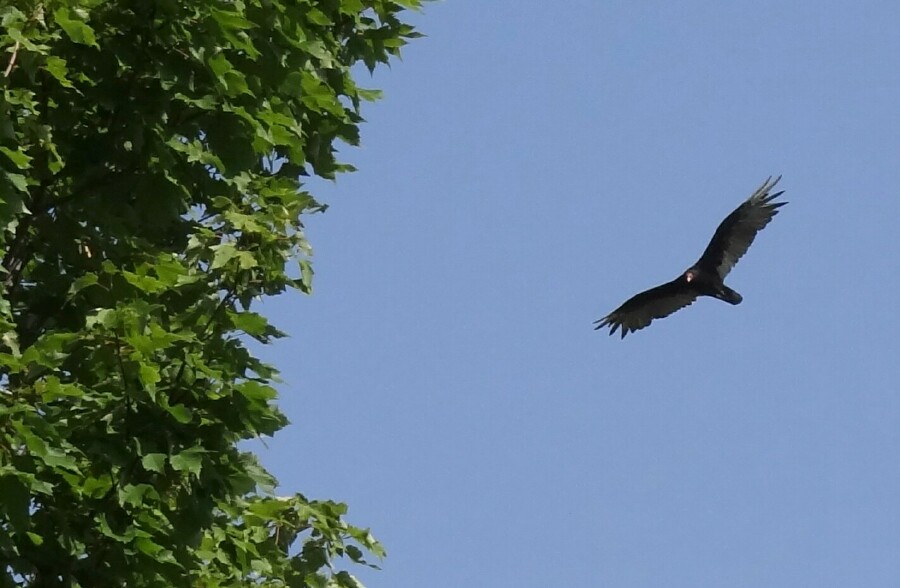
[594,177,787,338]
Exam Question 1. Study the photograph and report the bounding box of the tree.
[0,1,423,585]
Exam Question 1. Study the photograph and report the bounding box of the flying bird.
[594,177,787,338]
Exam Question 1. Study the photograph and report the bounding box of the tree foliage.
[0,0,422,585]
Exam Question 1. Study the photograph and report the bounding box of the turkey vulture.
[594,177,786,338]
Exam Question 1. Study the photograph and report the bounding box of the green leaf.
[210,242,238,270]
[42,447,80,472]
[306,8,333,26]
[12,421,48,457]
[141,453,167,473]
[236,381,277,403]
[247,497,290,519]
[298,258,314,293]
[123,270,166,293]
[2,330,20,357]
[237,250,257,269]
[357,88,384,102]
[98,514,134,542]
[0,146,32,170]
[165,403,192,424]
[4,171,28,192]
[69,273,99,295]
[339,0,366,15]
[26,532,44,545]
[243,459,277,493]
[118,483,158,507]
[36,376,85,401]
[53,8,99,47]
[170,447,205,476]
[86,308,118,329]
[82,474,114,497]
[209,8,260,57]
[229,311,268,335]
[44,56,75,88]
[209,8,256,31]
[134,536,172,560]
[139,364,161,390]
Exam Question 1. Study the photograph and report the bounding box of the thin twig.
[3,41,20,77]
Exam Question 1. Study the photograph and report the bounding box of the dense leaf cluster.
[0,0,422,585]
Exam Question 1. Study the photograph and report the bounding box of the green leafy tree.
[0,1,423,585]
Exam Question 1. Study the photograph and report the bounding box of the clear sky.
[257,2,900,586]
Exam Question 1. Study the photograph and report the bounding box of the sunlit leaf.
[53,8,98,47]
[170,447,205,476]
[141,453,167,473]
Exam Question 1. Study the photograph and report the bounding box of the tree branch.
[3,41,19,78]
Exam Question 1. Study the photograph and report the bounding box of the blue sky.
[257,2,900,586]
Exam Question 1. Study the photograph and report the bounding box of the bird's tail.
[720,286,743,305]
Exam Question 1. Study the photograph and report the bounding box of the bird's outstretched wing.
[696,176,787,279]
[594,277,698,338]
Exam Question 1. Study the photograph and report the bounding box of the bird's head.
[684,269,696,283]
